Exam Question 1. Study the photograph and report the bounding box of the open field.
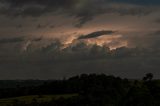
[0,94,78,106]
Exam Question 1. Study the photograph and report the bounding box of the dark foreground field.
[0,94,78,106]
[0,73,160,106]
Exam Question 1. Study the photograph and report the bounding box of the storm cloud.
[0,38,159,79]
[0,37,24,44]
[78,30,115,39]
[0,0,155,26]
[0,0,159,79]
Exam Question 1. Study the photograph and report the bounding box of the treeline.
[0,74,130,98]
[1,73,160,106]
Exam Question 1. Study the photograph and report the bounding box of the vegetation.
[0,94,77,106]
[0,73,160,106]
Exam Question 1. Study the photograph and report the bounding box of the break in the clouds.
[0,0,159,79]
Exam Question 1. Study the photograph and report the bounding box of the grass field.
[0,94,78,106]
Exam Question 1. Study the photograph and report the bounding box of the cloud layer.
[0,0,156,26]
[0,0,159,79]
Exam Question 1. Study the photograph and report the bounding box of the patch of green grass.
[0,94,78,106]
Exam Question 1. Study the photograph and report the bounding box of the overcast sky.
[0,0,160,46]
[0,0,160,79]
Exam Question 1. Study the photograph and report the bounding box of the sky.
[0,0,160,79]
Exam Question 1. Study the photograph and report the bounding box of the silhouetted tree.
[143,73,153,81]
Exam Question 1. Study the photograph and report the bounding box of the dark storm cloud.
[1,39,158,79]
[50,25,55,28]
[75,16,93,28]
[0,37,42,44]
[37,24,46,29]
[78,30,115,39]
[0,35,159,79]
[0,37,24,44]
[123,30,160,48]
[0,1,159,79]
[0,0,154,26]
[109,0,160,5]
[32,37,42,42]
[16,24,22,28]
[147,31,160,48]
[0,0,74,17]
[154,19,160,23]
